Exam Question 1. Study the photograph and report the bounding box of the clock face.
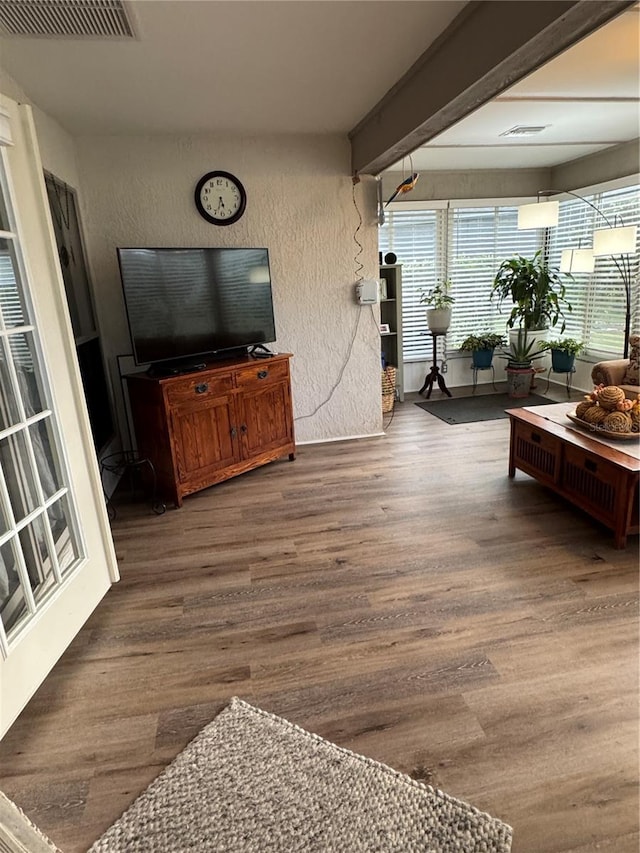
[195,171,246,225]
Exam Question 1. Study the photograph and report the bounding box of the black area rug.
[415,393,552,425]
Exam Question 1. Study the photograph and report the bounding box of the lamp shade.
[517,200,559,229]
[592,224,637,256]
[560,248,595,273]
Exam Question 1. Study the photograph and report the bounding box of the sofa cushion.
[622,334,639,385]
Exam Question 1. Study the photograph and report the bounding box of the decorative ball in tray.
[568,385,640,440]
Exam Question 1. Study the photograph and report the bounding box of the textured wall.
[381,168,552,202]
[73,133,381,444]
[552,140,640,193]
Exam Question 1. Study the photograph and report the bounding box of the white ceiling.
[0,0,467,135]
[400,6,640,172]
[0,1,637,172]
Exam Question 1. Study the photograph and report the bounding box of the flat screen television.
[117,247,276,370]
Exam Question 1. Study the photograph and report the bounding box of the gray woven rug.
[89,697,512,852]
[415,393,551,425]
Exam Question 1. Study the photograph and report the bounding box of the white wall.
[0,67,382,445]
[73,133,381,444]
[0,69,81,188]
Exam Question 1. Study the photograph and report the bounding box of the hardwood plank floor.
[0,387,638,852]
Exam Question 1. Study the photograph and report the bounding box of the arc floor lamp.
[517,190,638,358]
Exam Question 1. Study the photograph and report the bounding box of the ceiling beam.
[349,0,635,176]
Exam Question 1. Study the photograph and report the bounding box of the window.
[447,206,541,346]
[378,209,445,359]
[379,204,541,358]
[547,184,639,355]
[380,185,639,360]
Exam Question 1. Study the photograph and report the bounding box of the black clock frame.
[194,170,247,226]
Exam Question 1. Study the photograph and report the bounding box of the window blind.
[379,209,445,359]
[447,206,541,346]
[547,185,639,355]
[379,205,541,355]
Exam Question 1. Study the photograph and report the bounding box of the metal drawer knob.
[195,383,209,394]
[257,370,268,380]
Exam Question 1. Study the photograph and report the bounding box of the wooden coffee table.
[507,406,639,549]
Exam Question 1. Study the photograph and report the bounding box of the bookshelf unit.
[379,264,404,402]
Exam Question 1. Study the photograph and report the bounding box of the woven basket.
[382,366,397,413]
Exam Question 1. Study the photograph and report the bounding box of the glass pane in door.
[0,238,26,328]
[19,514,55,603]
[0,340,21,430]
[49,495,79,575]
[0,537,27,633]
[0,430,40,523]
[29,419,63,498]
[9,331,45,416]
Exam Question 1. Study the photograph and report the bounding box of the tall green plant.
[491,250,572,332]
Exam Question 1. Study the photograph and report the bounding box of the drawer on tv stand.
[235,360,288,390]
[164,372,234,407]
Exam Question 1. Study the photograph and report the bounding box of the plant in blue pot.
[538,338,585,373]
[460,332,506,369]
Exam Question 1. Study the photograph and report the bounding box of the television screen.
[117,247,276,366]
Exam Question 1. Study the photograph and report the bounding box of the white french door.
[0,95,118,738]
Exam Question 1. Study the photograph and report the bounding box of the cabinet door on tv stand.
[238,381,294,460]
[170,394,239,490]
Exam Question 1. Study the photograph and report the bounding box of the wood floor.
[0,388,638,853]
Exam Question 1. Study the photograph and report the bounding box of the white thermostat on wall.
[356,279,380,304]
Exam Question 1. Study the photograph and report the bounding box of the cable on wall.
[377,176,385,226]
[294,306,363,422]
[295,175,376,424]
[352,174,364,283]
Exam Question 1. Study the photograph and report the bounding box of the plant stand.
[471,364,497,394]
[100,451,166,518]
[530,366,546,390]
[544,365,576,396]
[419,332,452,398]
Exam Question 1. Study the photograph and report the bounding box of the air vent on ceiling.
[0,0,135,38]
[500,125,549,138]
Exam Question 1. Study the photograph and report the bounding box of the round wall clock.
[195,171,246,225]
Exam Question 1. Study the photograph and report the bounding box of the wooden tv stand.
[508,407,639,549]
[126,353,295,507]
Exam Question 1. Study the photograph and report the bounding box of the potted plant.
[498,329,546,398]
[491,251,572,349]
[420,280,455,334]
[539,337,585,373]
[459,332,506,369]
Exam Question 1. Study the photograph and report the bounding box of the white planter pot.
[508,327,548,356]
[427,308,452,334]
